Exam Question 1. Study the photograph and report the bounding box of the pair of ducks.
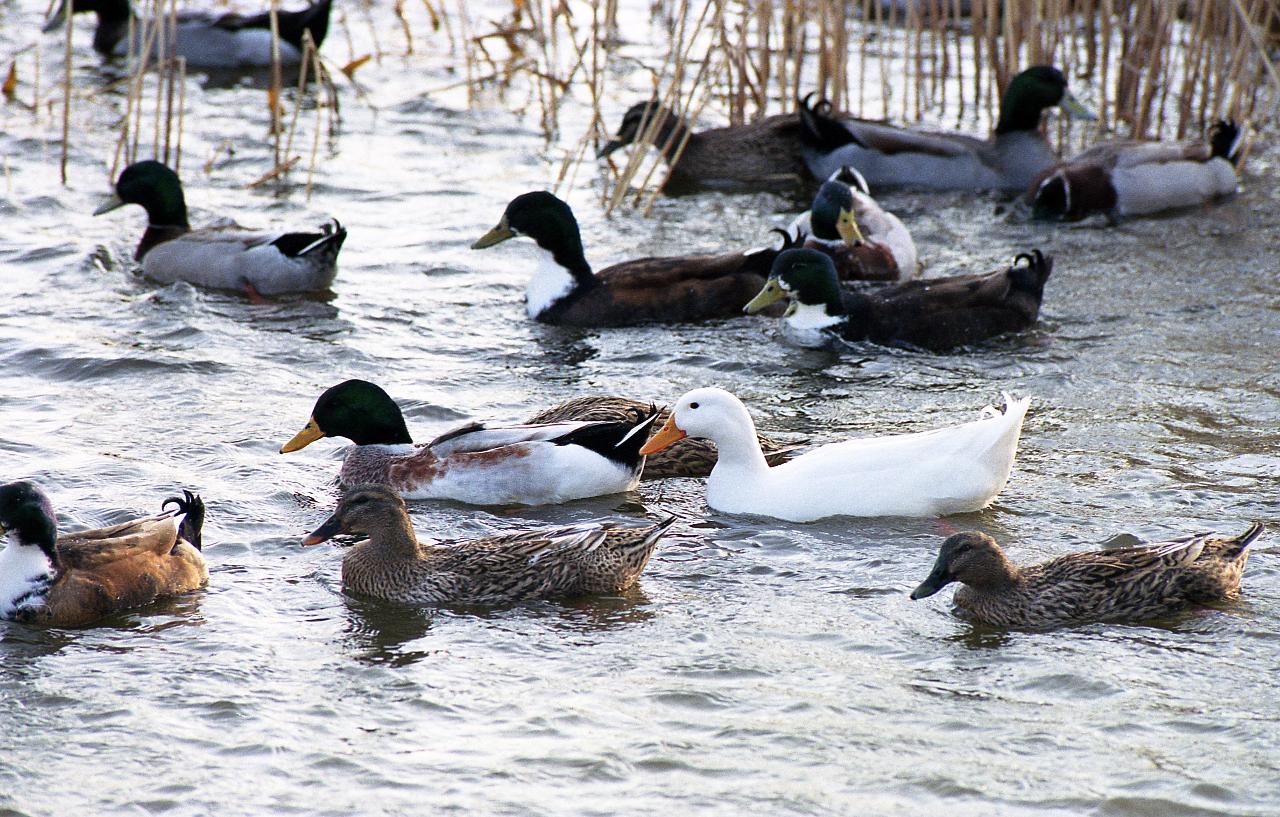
[4,476,1260,629]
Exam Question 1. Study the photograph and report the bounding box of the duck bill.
[596,139,625,159]
[837,208,865,244]
[744,279,786,314]
[93,194,126,216]
[471,222,515,250]
[1059,92,1097,121]
[638,416,686,455]
[302,513,343,547]
[909,560,953,600]
[280,418,325,454]
[42,0,69,32]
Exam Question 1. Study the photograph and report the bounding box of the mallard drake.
[788,166,919,281]
[639,388,1030,522]
[43,0,332,68]
[280,380,661,506]
[596,95,861,195]
[807,66,1094,191]
[745,248,1051,351]
[0,482,207,627]
[1026,120,1243,222]
[471,191,793,326]
[910,525,1263,627]
[95,160,345,296]
[303,485,673,604]
[525,395,797,478]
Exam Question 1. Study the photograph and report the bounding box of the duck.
[596,94,862,195]
[470,191,797,326]
[0,482,207,627]
[806,65,1094,191]
[787,165,919,281]
[639,388,1030,522]
[280,380,661,506]
[94,160,346,296]
[303,485,673,604]
[745,248,1052,351]
[43,0,332,69]
[909,525,1263,627]
[524,395,798,478]
[1025,120,1243,222]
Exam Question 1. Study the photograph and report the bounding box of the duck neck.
[708,413,771,475]
[966,555,1022,596]
[0,539,57,616]
[362,513,423,562]
[787,299,844,330]
[995,83,1048,135]
[526,244,595,319]
[89,0,134,55]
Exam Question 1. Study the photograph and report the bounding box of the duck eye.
[689,402,699,409]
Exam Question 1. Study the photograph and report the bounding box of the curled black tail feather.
[798,92,865,152]
[1009,250,1053,296]
[163,490,205,552]
[1208,120,1243,166]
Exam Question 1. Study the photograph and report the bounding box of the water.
[2,3,1279,815]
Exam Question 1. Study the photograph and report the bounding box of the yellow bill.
[744,278,787,314]
[280,417,326,453]
[837,207,865,244]
[471,219,515,249]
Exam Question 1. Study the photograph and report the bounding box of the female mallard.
[1026,120,1243,222]
[639,387,1030,522]
[745,248,1051,351]
[470,191,789,326]
[303,485,673,604]
[787,166,919,281]
[910,525,1263,627]
[808,66,1094,191]
[0,482,207,627]
[95,160,345,296]
[43,0,332,68]
[597,95,860,195]
[525,395,796,478]
[280,380,660,506]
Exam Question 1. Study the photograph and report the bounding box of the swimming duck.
[0,482,207,627]
[639,388,1030,522]
[1026,120,1243,222]
[280,380,660,506]
[524,395,798,478]
[95,160,346,296]
[788,166,919,281]
[471,191,792,326]
[807,66,1094,191]
[304,485,673,604]
[745,248,1051,351]
[910,525,1263,627]
[43,0,332,69]
[597,94,861,194]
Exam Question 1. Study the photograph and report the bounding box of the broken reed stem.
[270,4,283,188]
[59,0,71,184]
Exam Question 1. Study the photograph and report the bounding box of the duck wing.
[841,119,984,158]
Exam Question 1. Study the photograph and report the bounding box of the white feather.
[0,541,55,619]
[524,246,579,319]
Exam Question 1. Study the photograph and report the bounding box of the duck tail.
[278,0,333,52]
[550,406,662,468]
[1226,521,1264,558]
[1208,120,1244,166]
[798,92,865,151]
[162,490,205,552]
[273,219,347,260]
[1008,249,1053,298]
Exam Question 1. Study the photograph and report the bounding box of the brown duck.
[303,485,673,605]
[597,94,860,195]
[525,395,797,478]
[910,525,1263,627]
[0,481,207,627]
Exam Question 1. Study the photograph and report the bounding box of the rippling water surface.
[2,3,1279,815]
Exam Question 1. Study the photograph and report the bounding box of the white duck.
[639,388,1030,521]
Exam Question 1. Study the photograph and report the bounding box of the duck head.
[43,0,130,31]
[910,531,1018,600]
[303,485,409,546]
[640,387,756,454]
[94,160,190,229]
[0,481,60,570]
[597,101,688,159]
[996,66,1094,134]
[471,192,592,273]
[744,248,843,320]
[280,379,413,453]
[808,179,863,244]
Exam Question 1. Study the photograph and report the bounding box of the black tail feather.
[1009,249,1053,296]
[798,92,865,152]
[225,0,333,52]
[1208,120,1243,166]
[550,406,662,468]
[163,490,205,552]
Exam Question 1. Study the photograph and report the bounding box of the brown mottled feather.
[525,395,797,478]
[806,239,899,282]
[645,113,822,195]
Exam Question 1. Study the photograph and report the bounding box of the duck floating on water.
[910,525,1263,627]
[639,388,1030,522]
[281,380,660,506]
[745,248,1051,351]
[807,66,1094,191]
[303,485,674,604]
[1026,120,1243,222]
[0,482,207,627]
[43,0,332,69]
[95,160,346,297]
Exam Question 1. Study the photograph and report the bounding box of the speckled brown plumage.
[305,486,672,605]
[525,395,797,478]
[911,525,1262,628]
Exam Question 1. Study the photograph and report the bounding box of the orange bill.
[639,415,686,455]
[280,417,325,454]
